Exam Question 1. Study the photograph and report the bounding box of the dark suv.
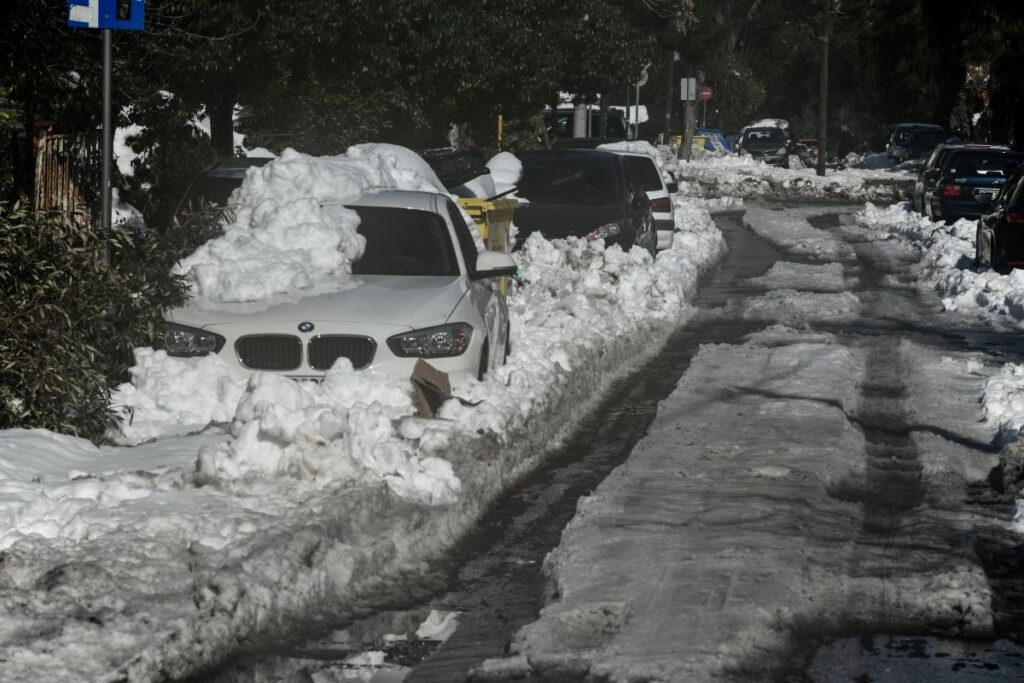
[174,156,273,217]
[736,126,791,167]
[921,146,1024,223]
[976,164,1024,272]
[512,150,656,255]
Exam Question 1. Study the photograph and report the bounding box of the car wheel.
[477,340,489,381]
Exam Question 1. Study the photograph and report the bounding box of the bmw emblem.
[298,322,315,333]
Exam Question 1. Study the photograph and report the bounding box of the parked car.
[553,137,630,151]
[156,190,516,385]
[512,150,657,255]
[912,143,962,214]
[544,107,630,141]
[976,164,1024,272]
[736,125,791,167]
[605,149,677,251]
[886,122,943,161]
[894,128,958,163]
[921,146,1024,223]
[174,156,273,217]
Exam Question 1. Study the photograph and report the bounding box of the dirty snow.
[3,151,1024,681]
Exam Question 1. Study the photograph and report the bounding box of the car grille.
[235,335,302,370]
[308,335,376,370]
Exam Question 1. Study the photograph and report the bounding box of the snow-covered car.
[155,190,517,385]
[605,149,677,251]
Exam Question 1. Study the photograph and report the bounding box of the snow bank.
[173,144,448,305]
[675,155,912,202]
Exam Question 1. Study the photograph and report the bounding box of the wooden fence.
[33,132,100,225]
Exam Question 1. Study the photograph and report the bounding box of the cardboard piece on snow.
[410,359,480,418]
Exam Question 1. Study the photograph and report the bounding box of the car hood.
[514,201,624,237]
[169,275,469,331]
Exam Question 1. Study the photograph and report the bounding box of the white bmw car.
[155,190,516,386]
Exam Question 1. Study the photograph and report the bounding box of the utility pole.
[663,50,677,145]
[816,0,830,177]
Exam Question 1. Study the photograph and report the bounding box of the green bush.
[0,200,223,441]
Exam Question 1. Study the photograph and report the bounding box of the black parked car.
[912,143,975,214]
[921,146,1024,223]
[174,156,273,217]
[736,126,791,167]
[976,164,1024,272]
[513,150,657,255]
[894,128,959,163]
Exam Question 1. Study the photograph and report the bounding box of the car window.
[622,156,663,192]
[444,199,478,272]
[518,154,622,205]
[947,152,1024,178]
[350,206,458,276]
[621,160,645,207]
[743,128,785,144]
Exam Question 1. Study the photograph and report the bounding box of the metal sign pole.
[101,28,112,262]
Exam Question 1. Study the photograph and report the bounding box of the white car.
[609,150,677,251]
[155,190,516,386]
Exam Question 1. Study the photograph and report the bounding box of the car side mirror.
[666,182,678,194]
[471,250,517,280]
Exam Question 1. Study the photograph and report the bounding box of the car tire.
[477,340,489,381]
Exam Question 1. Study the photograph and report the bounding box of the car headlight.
[387,323,473,358]
[587,222,621,241]
[154,322,225,357]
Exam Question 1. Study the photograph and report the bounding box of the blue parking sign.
[68,0,145,31]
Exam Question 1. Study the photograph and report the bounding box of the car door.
[444,199,508,368]
[982,166,1024,259]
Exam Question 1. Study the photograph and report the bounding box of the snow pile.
[194,361,461,505]
[486,151,522,195]
[983,363,1024,440]
[675,155,912,202]
[173,144,448,305]
[853,202,1024,322]
[113,348,247,445]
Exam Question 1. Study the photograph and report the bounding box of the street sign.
[68,0,145,31]
[699,85,713,101]
[680,77,696,101]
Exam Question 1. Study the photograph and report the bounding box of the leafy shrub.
[0,200,223,441]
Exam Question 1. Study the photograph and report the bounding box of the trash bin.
[458,197,517,294]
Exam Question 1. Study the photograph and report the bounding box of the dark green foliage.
[0,200,223,441]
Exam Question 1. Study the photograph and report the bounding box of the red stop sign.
[699,85,713,101]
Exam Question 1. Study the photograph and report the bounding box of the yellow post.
[497,114,504,151]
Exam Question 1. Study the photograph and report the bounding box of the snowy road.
[472,205,1022,681]
[215,203,1024,682]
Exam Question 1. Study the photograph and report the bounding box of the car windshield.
[517,154,621,204]
[909,131,947,148]
[947,152,1024,179]
[622,156,663,192]
[350,206,458,276]
[743,128,786,144]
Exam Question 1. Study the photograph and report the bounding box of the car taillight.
[1007,212,1024,224]
[650,197,671,213]
[940,182,962,198]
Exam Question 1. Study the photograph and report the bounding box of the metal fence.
[33,132,100,224]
